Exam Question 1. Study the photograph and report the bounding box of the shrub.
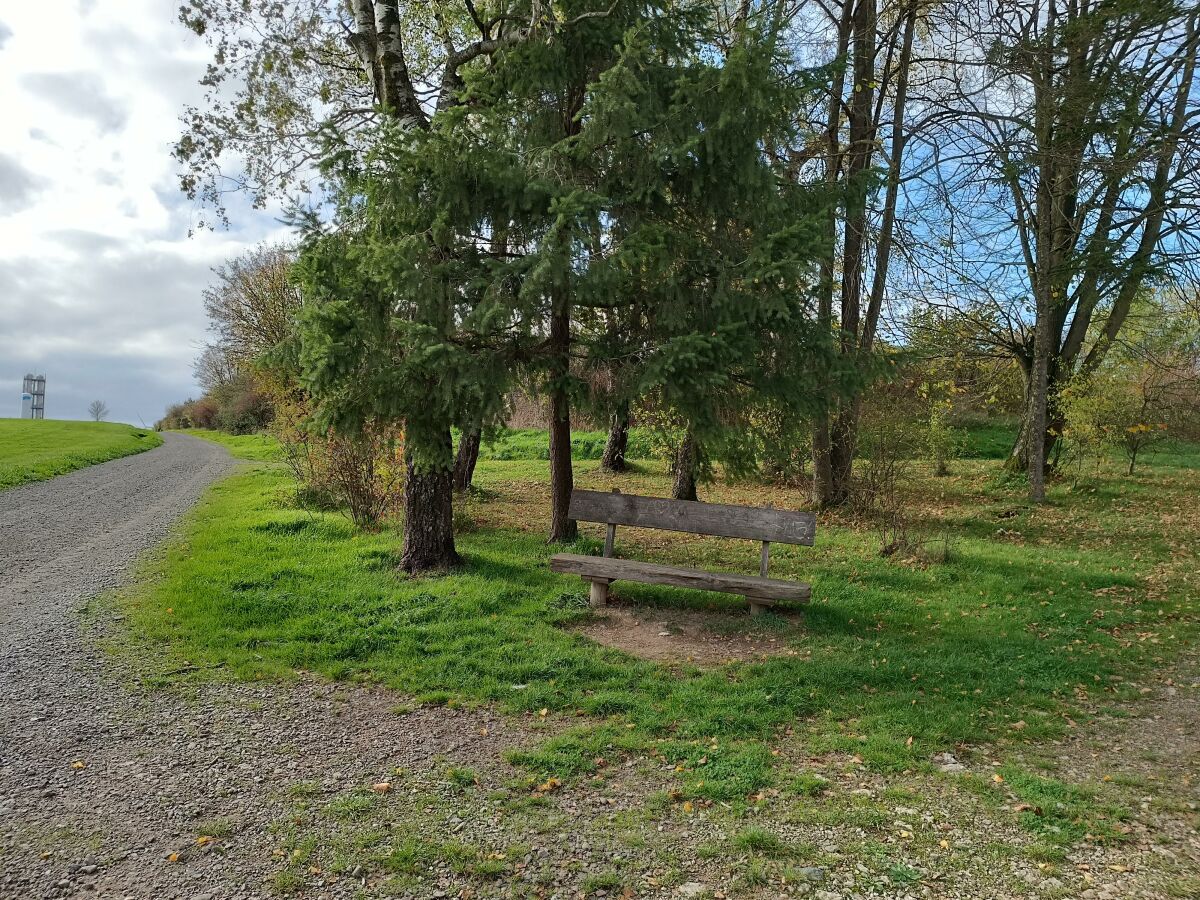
[273,396,403,528]
[187,396,220,430]
[1059,357,1187,477]
[924,402,966,477]
[855,392,922,556]
[213,375,274,434]
[753,401,811,486]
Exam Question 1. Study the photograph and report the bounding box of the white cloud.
[0,1,286,424]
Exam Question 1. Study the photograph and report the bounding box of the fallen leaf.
[372,782,392,793]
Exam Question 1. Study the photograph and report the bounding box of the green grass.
[176,428,283,461]
[957,417,1019,460]
[125,428,1200,810]
[472,426,654,462]
[0,418,162,490]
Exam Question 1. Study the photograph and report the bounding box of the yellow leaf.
[682,801,694,813]
[196,835,213,846]
[71,760,86,769]
[538,708,548,717]
[992,773,1004,783]
[939,839,950,849]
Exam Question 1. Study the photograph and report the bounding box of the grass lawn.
[121,427,1199,819]
[0,418,162,490]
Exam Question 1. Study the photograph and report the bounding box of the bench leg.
[748,597,767,616]
[589,579,610,608]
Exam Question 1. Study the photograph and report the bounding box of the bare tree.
[912,0,1200,500]
[88,400,109,422]
[202,245,301,370]
[774,0,923,507]
[193,344,238,394]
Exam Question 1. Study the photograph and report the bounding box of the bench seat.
[550,552,811,604]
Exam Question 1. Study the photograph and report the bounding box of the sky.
[0,1,285,425]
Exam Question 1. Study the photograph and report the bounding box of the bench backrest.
[568,489,816,546]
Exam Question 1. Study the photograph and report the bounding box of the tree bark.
[827,406,858,507]
[600,402,630,473]
[400,427,460,572]
[1026,338,1050,502]
[1006,358,1064,475]
[672,431,699,501]
[453,426,481,493]
[547,295,577,543]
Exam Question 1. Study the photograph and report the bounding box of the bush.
[272,396,403,528]
[924,403,966,477]
[213,375,274,434]
[156,374,274,434]
[753,402,811,486]
[855,392,922,556]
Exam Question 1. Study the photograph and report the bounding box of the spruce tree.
[297,5,835,572]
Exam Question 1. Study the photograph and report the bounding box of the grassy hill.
[0,419,162,491]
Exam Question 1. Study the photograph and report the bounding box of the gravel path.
[0,435,523,900]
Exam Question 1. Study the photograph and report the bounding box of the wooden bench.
[549,489,815,615]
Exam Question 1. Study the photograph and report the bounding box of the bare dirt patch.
[575,603,803,665]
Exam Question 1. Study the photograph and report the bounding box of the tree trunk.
[453,427,481,493]
[600,402,630,473]
[811,408,835,508]
[401,427,460,572]
[828,407,858,506]
[672,432,699,501]
[1007,356,1065,476]
[1007,413,1037,473]
[547,297,577,543]
[1026,327,1051,502]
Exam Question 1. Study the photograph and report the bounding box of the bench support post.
[589,578,611,607]
[747,541,770,614]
